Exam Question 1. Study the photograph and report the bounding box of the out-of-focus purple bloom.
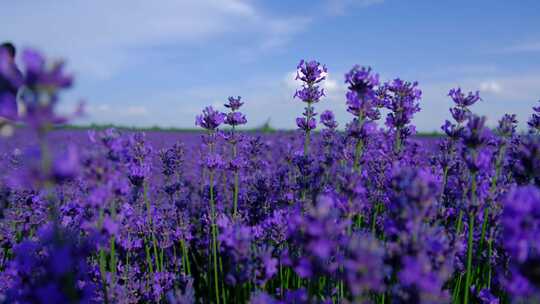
[2,224,95,303]
[386,166,440,239]
[249,291,280,304]
[195,106,225,130]
[501,186,540,299]
[511,137,540,186]
[497,113,517,138]
[16,49,79,131]
[225,111,247,126]
[343,233,386,296]
[502,186,540,263]
[528,100,540,133]
[461,115,490,150]
[474,287,500,304]
[166,277,195,304]
[320,110,337,129]
[398,253,451,303]
[52,144,80,183]
[344,65,379,97]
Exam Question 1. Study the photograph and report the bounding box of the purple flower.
[528,100,540,133]
[497,113,517,137]
[52,144,80,183]
[294,85,325,103]
[346,90,380,120]
[448,88,481,107]
[296,117,316,131]
[195,106,225,130]
[382,78,422,129]
[225,111,247,126]
[295,59,327,84]
[224,96,244,111]
[320,110,338,129]
[502,186,540,263]
[343,233,386,296]
[0,93,18,121]
[450,107,469,124]
[344,65,379,98]
[461,114,490,149]
[204,153,224,171]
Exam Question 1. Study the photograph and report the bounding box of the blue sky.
[2,0,539,131]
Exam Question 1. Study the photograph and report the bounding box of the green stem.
[99,249,109,304]
[109,237,116,284]
[353,116,365,172]
[440,166,449,202]
[210,172,220,304]
[464,212,475,304]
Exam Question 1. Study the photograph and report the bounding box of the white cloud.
[417,75,540,131]
[325,0,384,15]
[503,41,540,53]
[283,70,345,98]
[0,0,307,79]
[125,106,149,117]
[479,81,502,94]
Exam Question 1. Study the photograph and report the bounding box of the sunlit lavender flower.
[195,106,225,131]
[295,59,327,85]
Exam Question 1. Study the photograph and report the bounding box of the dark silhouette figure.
[0,42,22,120]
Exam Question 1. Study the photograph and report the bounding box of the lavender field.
[1,49,540,304]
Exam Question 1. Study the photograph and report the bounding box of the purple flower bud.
[296,117,316,131]
[528,100,540,133]
[296,60,327,84]
[344,65,379,97]
[195,106,225,130]
[225,111,247,126]
[293,85,325,103]
[320,110,338,129]
[224,96,244,111]
[448,88,481,107]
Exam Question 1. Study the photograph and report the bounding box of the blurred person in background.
[0,42,23,136]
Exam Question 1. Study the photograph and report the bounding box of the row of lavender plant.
[0,48,540,303]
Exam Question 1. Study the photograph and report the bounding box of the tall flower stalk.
[294,59,327,156]
[224,96,247,218]
[460,114,489,304]
[196,106,226,304]
[380,79,421,155]
[344,65,380,172]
